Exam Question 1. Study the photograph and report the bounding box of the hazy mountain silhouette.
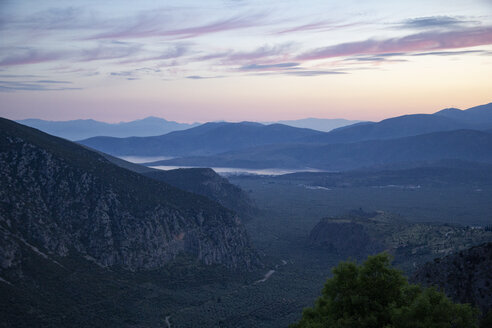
[268,118,364,132]
[78,122,323,156]
[434,102,492,124]
[17,116,199,140]
[302,103,492,144]
[304,114,487,144]
[150,129,492,171]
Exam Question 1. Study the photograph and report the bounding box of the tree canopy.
[291,253,479,328]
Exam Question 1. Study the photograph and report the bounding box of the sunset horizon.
[1,0,491,123]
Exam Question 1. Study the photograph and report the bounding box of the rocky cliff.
[0,118,260,280]
[412,242,492,314]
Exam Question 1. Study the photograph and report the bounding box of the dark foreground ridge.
[0,117,260,274]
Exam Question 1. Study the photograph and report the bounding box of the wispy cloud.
[36,80,71,84]
[186,75,224,79]
[297,26,492,61]
[89,13,266,40]
[224,43,294,63]
[398,16,477,30]
[344,48,486,63]
[0,42,144,67]
[79,43,142,62]
[109,67,162,80]
[0,49,64,66]
[281,70,346,77]
[410,50,486,56]
[239,62,299,71]
[0,80,81,91]
[4,6,104,31]
[118,44,189,64]
[275,21,361,34]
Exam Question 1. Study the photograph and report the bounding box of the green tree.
[291,253,479,328]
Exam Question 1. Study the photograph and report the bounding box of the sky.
[0,0,491,123]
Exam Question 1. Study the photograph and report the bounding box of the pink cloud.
[297,26,492,60]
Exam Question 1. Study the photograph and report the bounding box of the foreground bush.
[291,253,479,328]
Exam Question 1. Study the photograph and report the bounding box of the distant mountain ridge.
[304,112,491,144]
[78,122,323,157]
[267,118,364,132]
[17,116,199,140]
[152,129,492,170]
[434,102,492,124]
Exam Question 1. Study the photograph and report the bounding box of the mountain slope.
[0,118,259,274]
[151,129,492,171]
[78,122,323,156]
[143,168,258,218]
[17,116,198,140]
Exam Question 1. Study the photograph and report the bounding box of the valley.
[2,102,492,327]
[2,1,492,325]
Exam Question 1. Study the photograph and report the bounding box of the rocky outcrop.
[308,210,492,272]
[0,118,260,278]
[412,242,492,314]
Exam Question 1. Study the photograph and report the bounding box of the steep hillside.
[78,122,323,156]
[143,168,257,218]
[412,242,492,314]
[0,118,259,275]
[17,116,198,140]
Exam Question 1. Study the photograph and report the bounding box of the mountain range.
[148,129,492,171]
[16,116,363,141]
[308,103,492,144]
[79,122,323,157]
[16,116,199,140]
[76,102,492,171]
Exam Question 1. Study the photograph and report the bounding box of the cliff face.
[0,118,259,279]
[412,242,492,314]
[143,168,258,218]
